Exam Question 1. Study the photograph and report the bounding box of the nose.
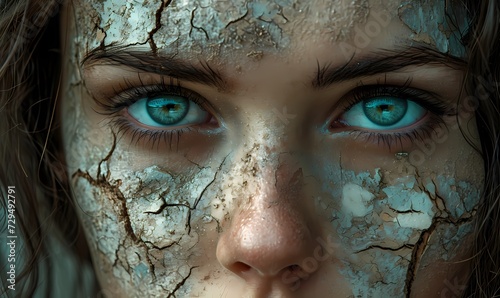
[216,158,320,285]
[216,201,315,274]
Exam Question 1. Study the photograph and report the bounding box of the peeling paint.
[342,183,374,217]
[319,163,481,296]
[73,0,376,61]
[64,128,228,296]
[61,0,484,296]
[398,0,469,57]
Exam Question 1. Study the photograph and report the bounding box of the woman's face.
[60,0,483,296]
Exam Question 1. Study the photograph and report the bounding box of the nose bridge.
[225,123,300,208]
[215,121,322,282]
[211,114,304,223]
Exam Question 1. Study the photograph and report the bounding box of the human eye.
[127,95,209,128]
[94,78,217,147]
[330,83,455,146]
[341,96,425,130]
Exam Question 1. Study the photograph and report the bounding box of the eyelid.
[339,84,457,118]
[323,81,460,149]
[91,77,221,149]
[90,76,224,123]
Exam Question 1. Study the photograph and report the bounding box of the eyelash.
[97,77,457,150]
[96,77,211,149]
[334,80,457,149]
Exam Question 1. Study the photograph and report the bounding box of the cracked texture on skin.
[318,156,481,297]
[70,140,225,296]
[62,0,484,296]
[398,0,469,56]
[74,0,373,60]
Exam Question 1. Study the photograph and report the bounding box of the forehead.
[74,0,395,52]
[72,0,467,64]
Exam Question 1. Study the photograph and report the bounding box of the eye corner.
[328,119,349,131]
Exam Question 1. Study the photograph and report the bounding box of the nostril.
[215,206,320,280]
[232,262,252,274]
[287,264,301,276]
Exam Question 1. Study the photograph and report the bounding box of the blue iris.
[146,96,190,125]
[363,97,408,126]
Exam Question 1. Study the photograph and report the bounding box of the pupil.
[162,104,179,112]
[146,97,189,125]
[363,97,407,126]
[378,104,392,112]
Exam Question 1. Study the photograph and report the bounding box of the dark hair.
[0,0,95,296]
[0,0,498,297]
[462,0,500,296]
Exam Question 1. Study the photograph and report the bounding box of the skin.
[60,0,483,297]
[398,0,469,57]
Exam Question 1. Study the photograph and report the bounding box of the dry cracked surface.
[60,0,481,297]
[67,134,480,296]
[314,152,479,297]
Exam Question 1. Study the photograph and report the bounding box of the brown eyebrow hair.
[82,43,466,92]
[313,44,466,89]
[82,46,229,91]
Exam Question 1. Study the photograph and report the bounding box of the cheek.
[68,144,228,296]
[61,90,223,295]
[314,150,481,296]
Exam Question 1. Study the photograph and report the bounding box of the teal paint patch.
[134,262,149,279]
[340,249,409,297]
[441,223,473,261]
[436,176,480,219]
[399,0,469,57]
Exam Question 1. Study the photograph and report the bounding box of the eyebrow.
[82,44,466,91]
[312,45,466,89]
[82,47,228,91]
